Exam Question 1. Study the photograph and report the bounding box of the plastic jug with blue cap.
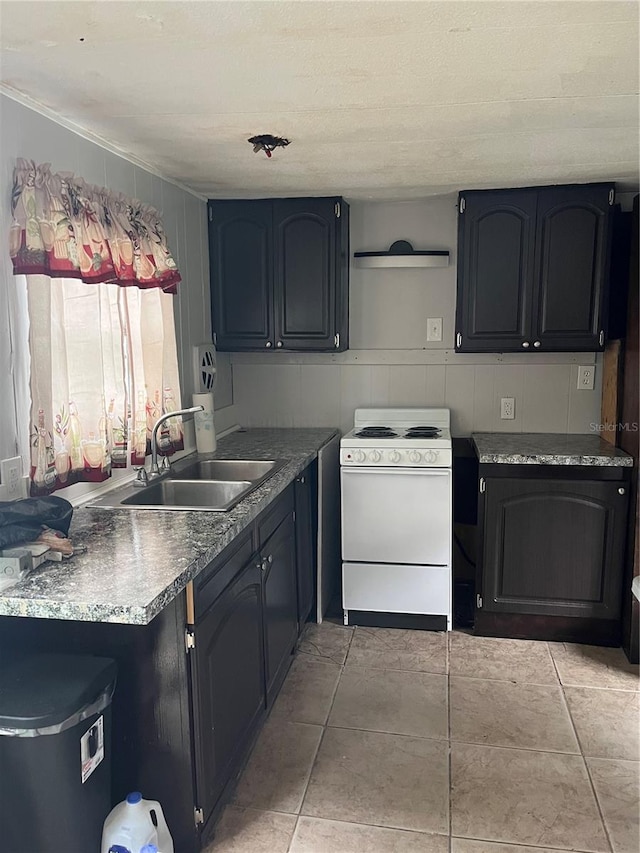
[101,791,174,853]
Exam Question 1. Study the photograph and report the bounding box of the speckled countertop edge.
[472,432,633,467]
[0,428,339,626]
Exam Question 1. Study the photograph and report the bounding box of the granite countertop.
[0,428,338,626]
[472,432,633,467]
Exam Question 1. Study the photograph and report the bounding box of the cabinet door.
[273,198,341,350]
[261,511,298,703]
[191,559,265,823]
[208,201,274,350]
[295,465,317,628]
[481,477,628,619]
[532,184,613,351]
[456,190,537,352]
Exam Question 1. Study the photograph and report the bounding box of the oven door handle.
[341,467,450,476]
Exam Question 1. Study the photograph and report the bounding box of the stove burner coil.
[354,426,398,438]
[405,426,441,438]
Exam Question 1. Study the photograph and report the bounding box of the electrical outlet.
[500,397,515,420]
[577,365,595,390]
[0,457,23,501]
[426,317,443,342]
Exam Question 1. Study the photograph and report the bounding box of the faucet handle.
[133,467,149,487]
[160,455,171,471]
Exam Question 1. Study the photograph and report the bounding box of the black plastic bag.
[0,496,73,549]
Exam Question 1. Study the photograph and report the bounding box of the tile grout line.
[546,642,615,853]
[452,832,602,853]
[292,622,356,833]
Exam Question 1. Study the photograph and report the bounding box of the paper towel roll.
[193,392,216,453]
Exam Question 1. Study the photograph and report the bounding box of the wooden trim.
[601,339,623,445]
[185,581,195,626]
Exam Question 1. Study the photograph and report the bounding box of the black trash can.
[0,653,117,853]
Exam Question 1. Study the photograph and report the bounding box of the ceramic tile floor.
[204,623,640,853]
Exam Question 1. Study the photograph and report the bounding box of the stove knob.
[409,450,422,464]
[389,450,401,464]
[369,450,382,463]
[425,450,438,463]
[353,450,366,463]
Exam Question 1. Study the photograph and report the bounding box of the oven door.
[341,466,451,565]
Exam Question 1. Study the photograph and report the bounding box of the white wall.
[231,196,602,436]
[0,94,235,467]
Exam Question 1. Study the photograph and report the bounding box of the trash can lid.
[0,653,117,729]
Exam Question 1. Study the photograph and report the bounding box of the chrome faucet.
[149,405,204,479]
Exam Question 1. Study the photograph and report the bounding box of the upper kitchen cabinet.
[455,183,614,353]
[208,197,349,352]
[208,201,273,350]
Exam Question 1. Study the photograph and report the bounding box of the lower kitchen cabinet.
[475,466,630,644]
[190,555,265,832]
[295,463,317,627]
[261,510,298,704]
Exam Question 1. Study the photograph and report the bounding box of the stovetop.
[353,425,443,439]
[341,408,452,467]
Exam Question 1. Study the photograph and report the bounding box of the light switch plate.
[427,318,443,342]
[577,365,595,390]
[0,457,23,501]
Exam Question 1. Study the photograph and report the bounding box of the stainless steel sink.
[88,458,287,512]
[171,458,285,484]
[120,479,252,512]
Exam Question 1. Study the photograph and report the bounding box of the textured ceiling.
[1,1,638,199]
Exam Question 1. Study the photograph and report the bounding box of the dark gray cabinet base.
[475,464,630,645]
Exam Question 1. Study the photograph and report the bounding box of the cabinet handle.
[522,341,530,348]
[619,488,626,495]
[276,341,283,348]
[533,341,541,348]
[265,341,272,348]
[456,332,462,348]
[599,330,605,347]
[267,554,273,563]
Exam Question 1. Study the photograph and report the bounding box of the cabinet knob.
[268,554,273,563]
[297,475,305,484]
[619,487,626,495]
[522,341,530,348]
[265,341,272,348]
[276,341,283,348]
[533,341,541,348]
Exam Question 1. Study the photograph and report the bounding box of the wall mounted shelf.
[354,240,450,269]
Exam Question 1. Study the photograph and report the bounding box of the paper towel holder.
[193,343,217,393]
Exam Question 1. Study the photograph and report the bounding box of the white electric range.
[340,408,452,629]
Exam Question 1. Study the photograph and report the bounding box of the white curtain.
[26,274,183,494]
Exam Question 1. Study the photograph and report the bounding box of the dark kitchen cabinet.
[456,183,614,353]
[208,201,272,350]
[261,514,298,703]
[260,502,298,704]
[456,189,537,351]
[190,553,264,828]
[475,466,630,644]
[208,197,349,352]
[295,463,318,627]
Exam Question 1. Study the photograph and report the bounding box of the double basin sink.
[92,459,285,512]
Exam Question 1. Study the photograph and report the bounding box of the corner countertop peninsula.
[472,432,633,467]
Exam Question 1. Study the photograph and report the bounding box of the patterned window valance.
[10,159,181,293]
